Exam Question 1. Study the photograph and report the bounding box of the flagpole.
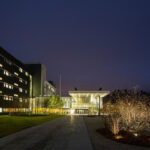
[59,73,61,98]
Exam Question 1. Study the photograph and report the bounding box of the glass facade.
[71,95,99,115]
[69,91,110,115]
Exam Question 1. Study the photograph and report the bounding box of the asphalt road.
[0,116,93,150]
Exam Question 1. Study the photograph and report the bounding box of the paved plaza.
[0,116,93,150]
[0,116,149,150]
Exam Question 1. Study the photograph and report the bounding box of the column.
[98,96,103,115]
[99,96,103,109]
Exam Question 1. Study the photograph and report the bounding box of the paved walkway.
[0,116,93,150]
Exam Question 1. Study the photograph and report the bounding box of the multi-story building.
[0,47,56,113]
[26,63,55,97]
[26,63,56,111]
[0,47,31,112]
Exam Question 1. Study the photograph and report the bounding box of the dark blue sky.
[0,0,150,95]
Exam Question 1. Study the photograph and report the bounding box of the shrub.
[105,114,120,135]
[104,90,150,134]
[118,99,150,132]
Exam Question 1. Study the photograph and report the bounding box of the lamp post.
[59,73,61,98]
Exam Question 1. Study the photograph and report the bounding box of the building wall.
[26,64,42,97]
[41,64,46,96]
[26,63,55,97]
[44,81,56,96]
[0,47,30,109]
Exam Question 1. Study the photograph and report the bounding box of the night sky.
[1,0,150,95]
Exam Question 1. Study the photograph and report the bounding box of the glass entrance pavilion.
[68,91,110,115]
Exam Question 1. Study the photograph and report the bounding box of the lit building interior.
[68,91,110,115]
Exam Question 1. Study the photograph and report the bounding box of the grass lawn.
[0,114,64,138]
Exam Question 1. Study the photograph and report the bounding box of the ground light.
[133,133,138,137]
[114,135,123,139]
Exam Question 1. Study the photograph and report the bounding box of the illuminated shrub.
[104,90,150,134]
[117,99,150,132]
[105,114,120,135]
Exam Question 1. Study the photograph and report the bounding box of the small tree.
[43,98,50,114]
[49,96,64,108]
[107,114,120,135]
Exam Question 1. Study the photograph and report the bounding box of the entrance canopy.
[69,91,110,98]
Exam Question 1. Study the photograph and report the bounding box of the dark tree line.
[107,89,150,104]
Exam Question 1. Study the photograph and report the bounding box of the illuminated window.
[3,83,6,87]
[9,85,13,89]
[14,94,18,97]
[9,96,13,101]
[19,98,23,102]
[4,83,9,88]
[4,70,10,76]
[0,77,2,80]
[4,83,13,89]
[25,81,27,85]
[0,91,2,94]
[25,90,27,94]
[14,83,18,86]
[25,72,28,76]
[19,67,23,72]
[4,95,8,100]
[19,88,23,92]
[0,64,3,67]
[19,78,23,82]
[51,88,55,92]
[14,72,19,76]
